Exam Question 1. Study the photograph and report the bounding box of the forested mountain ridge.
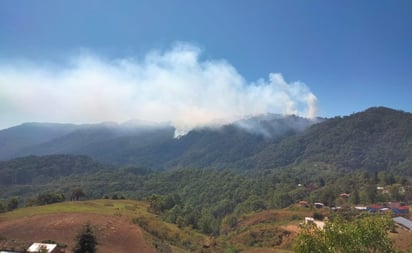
[0,114,317,169]
[249,107,412,175]
[1,107,411,174]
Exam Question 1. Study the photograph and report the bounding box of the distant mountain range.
[0,114,316,169]
[1,107,411,174]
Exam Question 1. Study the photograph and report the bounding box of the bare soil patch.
[390,227,412,252]
[0,212,155,253]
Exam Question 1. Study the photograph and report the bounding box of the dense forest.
[1,160,411,235]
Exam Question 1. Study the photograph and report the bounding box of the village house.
[339,193,351,198]
[27,243,61,253]
[366,204,385,213]
[388,202,410,215]
[314,202,324,208]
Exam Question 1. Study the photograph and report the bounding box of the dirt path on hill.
[0,213,155,253]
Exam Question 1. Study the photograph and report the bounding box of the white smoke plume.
[0,43,317,136]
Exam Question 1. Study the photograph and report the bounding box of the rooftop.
[393,216,412,230]
[27,243,57,253]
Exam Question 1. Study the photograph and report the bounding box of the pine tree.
[73,223,97,253]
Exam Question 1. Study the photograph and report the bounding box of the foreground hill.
[0,199,313,253]
[0,200,211,253]
[0,200,155,253]
[1,200,410,253]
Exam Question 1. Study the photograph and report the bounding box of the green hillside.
[250,107,412,175]
[0,154,108,185]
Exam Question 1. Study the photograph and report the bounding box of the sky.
[0,0,411,131]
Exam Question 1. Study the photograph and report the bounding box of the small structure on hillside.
[314,202,324,208]
[392,206,410,215]
[393,216,412,231]
[27,243,60,253]
[388,202,410,215]
[298,200,309,207]
[305,217,314,224]
[339,193,351,198]
[366,205,384,213]
[354,206,367,211]
[304,217,325,230]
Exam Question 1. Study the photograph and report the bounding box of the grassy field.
[0,199,211,253]
[0,199,149,220]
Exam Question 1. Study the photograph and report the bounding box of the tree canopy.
[73,223,97,253]
[295,214,395,253]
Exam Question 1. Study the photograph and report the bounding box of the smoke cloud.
[0,43,317,136]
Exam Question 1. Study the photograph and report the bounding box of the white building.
[27,243,59,253]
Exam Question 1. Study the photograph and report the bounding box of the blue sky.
[0,0,411,129]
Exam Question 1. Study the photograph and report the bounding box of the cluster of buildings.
[299,198,412,232]
[298,193,410,217]
[364,202,410,215]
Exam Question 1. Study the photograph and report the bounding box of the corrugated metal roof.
[393,216,412,230]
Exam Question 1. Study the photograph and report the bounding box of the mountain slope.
[0,115,316,169]
[0,154,107,185]
[23,124,176,167]
[165,115,316,169]
[0,123,80,160]
[250,107,412,174]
